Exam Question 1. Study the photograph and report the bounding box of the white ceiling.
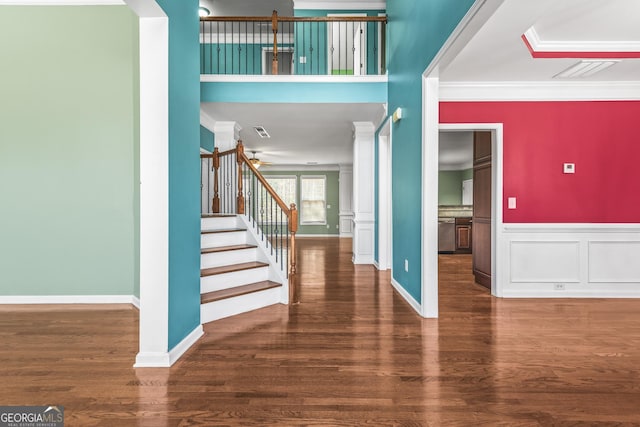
[201,102,386,165]
[439,132,473,171]
[441,0,640,82]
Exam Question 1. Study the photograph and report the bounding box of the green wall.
[0,6,139,297]
[260,171,340,235]
[387,0,475,303]
[439,169,472,205]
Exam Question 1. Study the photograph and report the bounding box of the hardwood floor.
[2,238,640,425]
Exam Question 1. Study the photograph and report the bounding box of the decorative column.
[339,164,354,237]
[212,121,241,151]
[352,122,375,264]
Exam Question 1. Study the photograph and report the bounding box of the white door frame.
[377,118,392,270]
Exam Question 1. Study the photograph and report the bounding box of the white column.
[125,0,171,367]
[352,122,375,264]
[213,121,242,151]
[338,164,353,237]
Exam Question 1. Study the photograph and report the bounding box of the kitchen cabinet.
[455,217,472,254]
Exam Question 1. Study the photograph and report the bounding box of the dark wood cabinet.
[473,131,492,289]
[455,218,472,253]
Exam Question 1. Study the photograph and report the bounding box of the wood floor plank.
[1,238,640,425]
[200,261,267,277]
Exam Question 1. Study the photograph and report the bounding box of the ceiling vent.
[253,126,270,138]
[554,60,620,79]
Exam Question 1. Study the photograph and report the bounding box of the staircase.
[200,214,289,323]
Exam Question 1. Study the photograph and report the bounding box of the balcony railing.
[200,11,386,76]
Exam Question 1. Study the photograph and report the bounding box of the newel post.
[289,203,299,304]
[271,10,279,75]
[236,141,245,214]
[212,147,220,213]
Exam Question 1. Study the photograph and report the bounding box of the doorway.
[438,130,492,290]
[427,123,504,307]
[327,14,367,76]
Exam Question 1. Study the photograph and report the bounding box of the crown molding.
[199,110,217,132]
[439,81,640,101]
[293,0,385,11]
[523,26,640,59]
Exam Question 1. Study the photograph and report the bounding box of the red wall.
[440,101,640,223]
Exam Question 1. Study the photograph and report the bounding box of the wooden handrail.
[238,151,291,215]
[201,15,387,23]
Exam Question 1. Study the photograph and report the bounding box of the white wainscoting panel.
[589,241,640,283]
[501,224,640,298]
[510,241,580,283]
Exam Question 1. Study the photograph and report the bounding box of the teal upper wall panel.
[157,0,202,351]
[386,0,475,303]
[201,80,387,103]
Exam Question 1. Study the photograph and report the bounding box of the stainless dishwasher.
[438,218,456,253]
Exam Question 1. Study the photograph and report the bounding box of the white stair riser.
[201,287,282,323]
[201,216,238,230]
[201,248,258,269]
[201,231,247,248]
[200,267,269,294]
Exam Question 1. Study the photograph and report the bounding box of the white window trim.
[300,175,327,225]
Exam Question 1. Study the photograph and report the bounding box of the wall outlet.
[336,224,339,229]
[404,259,409,272]
[326,224,330,229]
[554,283,565,290]
[299,56,307,64]
[327,204,331,209]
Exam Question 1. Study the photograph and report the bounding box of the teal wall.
[0,7,139,297]
[261,171,340,235]
[201,81,386,103]
[439,169,472,205]
[200,125,215,151]
[387,0,475,303]
[157,0,202,350]
[294,9,385,75]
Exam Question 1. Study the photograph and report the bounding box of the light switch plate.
[508,197,517,209]
[564,163,575,174]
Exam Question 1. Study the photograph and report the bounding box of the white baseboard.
[168,325,204,366]
[133,325,204,368]
[132,296,140,309]
[0,295,138,305]
[134,351,170,368]
[296,234,340,238]
[390,277,423,316]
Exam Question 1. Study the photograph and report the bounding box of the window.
[265,176,297,209]
[300,176,326,224]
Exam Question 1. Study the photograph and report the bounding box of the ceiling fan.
[248,150,272,169]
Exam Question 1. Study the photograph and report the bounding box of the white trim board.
[390,278,422,316]
[295,234,340,238]
[169,325,204,366]
[439,81,640,101]
[0,295,139,305]
[201,74,388,83]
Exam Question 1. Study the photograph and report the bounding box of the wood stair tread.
[201,261,268,277]
[201,244,257,254]
[201,228,246,235]
[201,281,281,304]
